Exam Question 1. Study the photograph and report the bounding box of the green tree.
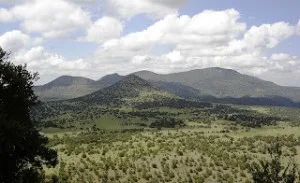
[0,47,58,183]
[248,138,299,183]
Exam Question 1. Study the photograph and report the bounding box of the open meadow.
[42,105,300,183]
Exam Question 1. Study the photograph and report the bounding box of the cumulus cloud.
[10,0,91,38]
[100,9,246,55]
[91,9,247,67]
[106,0,188,19]
[0,30,44,52]
[0,30,30,51]
[10,46,92,84]
[270,53,291,61]
[80,16,123,43]
[269,53,299,71]
[244,22,296,48]
[84,8,300,86]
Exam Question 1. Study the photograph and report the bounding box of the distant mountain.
[151,81,200,98]
[93,73,123,88]
[134,67,300,102]
[34,73,123,101]
[72,74,175,105]
[33,75,180,124]
[34,67,300,107]
[34,75,96,101]
[37,75,95,89]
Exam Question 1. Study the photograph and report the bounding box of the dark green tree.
[0,47,58,183]
[248,138,299,183]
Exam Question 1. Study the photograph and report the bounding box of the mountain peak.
[97,73,121,81]
[115,74,152,88]
[207,67,240,73]
[188,67,240,75]
[41,75,94,88]
[72,74,168,105]
[135,70,156,74]
[94,73,123,86]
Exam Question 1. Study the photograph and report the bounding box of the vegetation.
[43,124,300,183]
[248,139,299,182]
[149,117,185,128]
[0,48,57,183]
[28,65,300,182]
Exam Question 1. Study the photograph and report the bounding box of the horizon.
[35,66,300,88]
[1,0,300,86]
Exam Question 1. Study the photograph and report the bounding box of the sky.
[0,0,300,86]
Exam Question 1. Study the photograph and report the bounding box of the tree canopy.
[0,47,58,183]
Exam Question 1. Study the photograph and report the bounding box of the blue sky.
[0,0,299,86]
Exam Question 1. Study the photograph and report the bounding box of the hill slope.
[134,67,300,102]
[34,75,96,101]
[34,67,300,104]
[93,73,123,89]
[34,74,123,101]
[72,74,175,105]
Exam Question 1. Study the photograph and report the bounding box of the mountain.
[37,75,95,88]
[34,73,123,101]
[34,75,96,101]
[32,75,181,125]
[151,81,201,98]
[34,67,300,106]
[72,74,175,105]
[93,73,123,88]
[134,67,300,102]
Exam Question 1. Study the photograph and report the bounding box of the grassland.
[42,105,300,183]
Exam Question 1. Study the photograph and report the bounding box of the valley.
[43,106,300,183]
[32,73,300,183]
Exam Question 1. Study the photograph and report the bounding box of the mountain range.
[34,67,300,107]
[70,74,175,106]
[34,73,123,101]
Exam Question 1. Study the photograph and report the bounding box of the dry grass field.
[44,115,300,183]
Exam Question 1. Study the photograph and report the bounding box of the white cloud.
[0,30,44,52]
[106,0,188,19]
[0,8,13,22]
[66,0,97,4]
[0,30,30,51]
[10,46,92,84]
[80,16,123,43]
[85,9,300,86]
[101,9,246,54]
[165,50,184,63]
[269,53,299,71]
[93,9,247,68]
[11,0,91,38]
[244,22,296,48]
[270,53,291,61]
